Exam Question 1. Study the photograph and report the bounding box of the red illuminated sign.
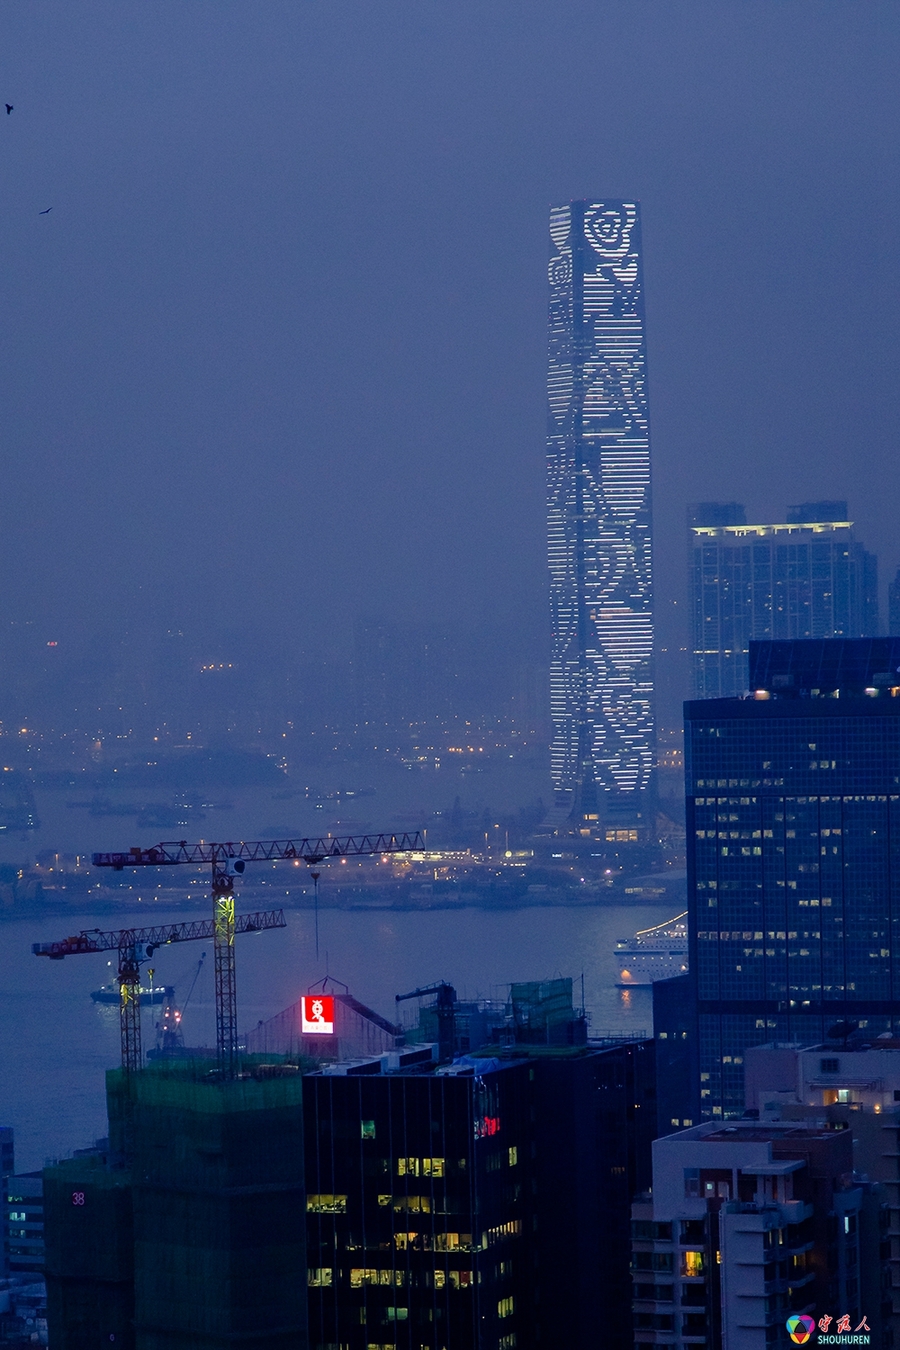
[302,995,335,1035]
[475,1116,501,1139]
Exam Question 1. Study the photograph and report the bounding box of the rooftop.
[749,638,900,696]
[691,520,852,538]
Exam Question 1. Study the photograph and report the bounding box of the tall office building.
[690,502,879,699]
[547,200,654,808]
[685,638,900,1122]
[305,1036,656,1350]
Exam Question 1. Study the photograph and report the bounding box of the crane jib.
[31,909,286,960]
[90,831,422,870]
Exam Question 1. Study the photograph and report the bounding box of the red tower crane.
[87,831,421,1075]
[33,910,286,1074]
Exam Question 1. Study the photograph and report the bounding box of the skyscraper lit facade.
[690,501,879,699]
[547,200,654,807]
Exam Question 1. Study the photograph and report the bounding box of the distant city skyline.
[547,199,654,807]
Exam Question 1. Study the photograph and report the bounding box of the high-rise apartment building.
[690,503,879,699]
[685,638,900,1123]
[746,1036,900,1330]
[632,1121,887,1349]
[547,200,654,808]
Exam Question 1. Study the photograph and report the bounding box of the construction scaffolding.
[45,1057,309,1350]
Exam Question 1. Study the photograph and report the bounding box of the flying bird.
[39,207,52,215]
[5,105,12,115]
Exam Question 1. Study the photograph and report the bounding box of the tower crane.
[87,831,421,1076]
[33,910,286,1074]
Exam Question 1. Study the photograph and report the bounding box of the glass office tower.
[686,638,900,1120]
[690,501,879,699]
[547,200,654,805]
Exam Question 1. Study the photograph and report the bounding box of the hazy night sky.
[2,2,899,722]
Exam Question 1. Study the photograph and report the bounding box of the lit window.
[385,1307,408,1321]
[682,1250,704,1278]
[306,1194,347,1214]
[482,1220,523,1247]
[350,1269,405,1288]
[393,1196,431,1213]
[498,1296,514,1318]
[361,1120,376,1140]
[307,1268,333,1287]
[508,1146,518,1167]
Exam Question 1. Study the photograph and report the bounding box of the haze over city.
[2,2,899,756]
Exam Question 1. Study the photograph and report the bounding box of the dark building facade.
[305,1039,656,1350]
[690,503,879,700]
[652,975,699,1136]
[686,638,900,1121]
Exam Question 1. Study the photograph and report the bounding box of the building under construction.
[45,1059,307,1350]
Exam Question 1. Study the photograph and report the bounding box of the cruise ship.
[614,913,688,987]
[91,982,174,1007]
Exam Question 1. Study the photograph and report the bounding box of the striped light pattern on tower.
[547,200,654,799]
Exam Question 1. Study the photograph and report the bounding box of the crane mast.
[396,981,457,1064]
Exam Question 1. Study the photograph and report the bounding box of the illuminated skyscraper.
[690,501,879,699]
[547,200,654,807]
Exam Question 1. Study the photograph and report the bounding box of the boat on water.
[91,982,174,1007]
[614,913,688,987]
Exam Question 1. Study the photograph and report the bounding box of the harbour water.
[0,896,671,1170]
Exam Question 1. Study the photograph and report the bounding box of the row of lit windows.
[308,1269,475,1291]
[699,930,830,940]
[397,1157,444,1177]
[392,1232,477,1253]
[694,795,900,807]
[307,1193,474,1223]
